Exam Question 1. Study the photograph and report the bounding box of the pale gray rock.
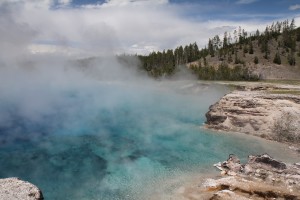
[243,164,254,175]
[205,84,300,143]
[0,178,43,200]
[222,154,242,173]
[207,154,300,200]
[210,189,250,200]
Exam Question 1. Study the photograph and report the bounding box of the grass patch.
[268,90,300,95]
[261,79,300,85]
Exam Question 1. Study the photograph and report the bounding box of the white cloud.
[56,0,72,7]
[0,0,71,8]
[129,42,160,54]
[3,1,211,55]
[0,0,299,57]
[82,0,168,9]
[102,0,168,7]
[59,0,72,5]
[236,0,258,5]
[289,4,300,11]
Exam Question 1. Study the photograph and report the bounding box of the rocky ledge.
[205,84,300,145]
[200,154,300,200]
[0,178,43,200]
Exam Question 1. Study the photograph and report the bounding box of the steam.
[0,36,226,198]
[0,0,232,152]
[2,1,300,199]
[0,2,230,199]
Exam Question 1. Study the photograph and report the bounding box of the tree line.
[138,19,300,80]
[138,42,201,77]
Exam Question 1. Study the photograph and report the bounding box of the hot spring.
[0,77,297,199]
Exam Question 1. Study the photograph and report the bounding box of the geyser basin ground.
[0,81,297,200]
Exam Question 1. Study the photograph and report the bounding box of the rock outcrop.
[0,178,43,200]
[205,84,300,144]
[201,154,300,200]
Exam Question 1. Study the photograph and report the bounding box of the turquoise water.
[0,81,297,199]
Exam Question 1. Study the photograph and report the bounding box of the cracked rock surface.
[205,84,300,146]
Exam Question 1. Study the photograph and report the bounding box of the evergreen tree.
[208,39,214,57]
[191,42,200,61]
[249,41,254,54]
[273,52,281,64]
[261,39,270,59]
[254,56,259,64]
[183,45,189,63]
[290,18,296,31]
[288,52,296,66]
[227,53,233,63]
[282,19,296,51]
[223,32,228,48]
[234,49,239,64]
[296,27,300,42]
[255,29,260,37]
[203,57,208,66]
[243,45,248,54]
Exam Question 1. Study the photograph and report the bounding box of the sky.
[0,0,300,56]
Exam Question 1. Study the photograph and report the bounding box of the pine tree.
[273,52,281,64]
[208,39,214,57]
[234,49,239,64]
[227,53,233,63]
[243,45,248,55]
[288,52,296,66]
[290,18,295,31]
[249,41,254,54]
[255,29,260,37]
[223,32,228,48]
[296,27,300,42]
[254,56,259,64]
[262,41,270,60]
[203,57,208,67]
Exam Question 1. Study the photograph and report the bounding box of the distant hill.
[139,19,300,81]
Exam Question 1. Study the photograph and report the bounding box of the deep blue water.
[0,81,296,199]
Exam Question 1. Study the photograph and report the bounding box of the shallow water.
[0,80,298,199]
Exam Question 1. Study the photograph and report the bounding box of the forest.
[138,19,300,81]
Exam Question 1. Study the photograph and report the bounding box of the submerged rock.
[0,178,43,200]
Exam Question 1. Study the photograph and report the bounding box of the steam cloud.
[1,1,299,199]
[0,1,227,199]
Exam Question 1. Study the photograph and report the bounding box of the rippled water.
[0,81,297,199]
